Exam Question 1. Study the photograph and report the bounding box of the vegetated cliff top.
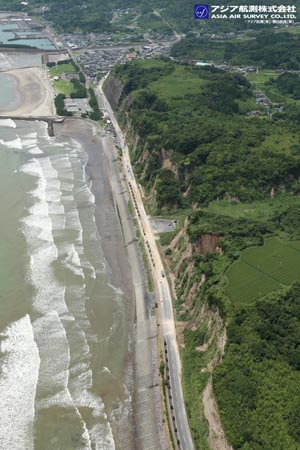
[111,58,300,212]
[172,31,300,70]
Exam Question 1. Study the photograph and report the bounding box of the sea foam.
[0,118,16,128]
[17,136,116,449]
[0,136,23,150]
[0,315,40,450]
[33,313,93,450]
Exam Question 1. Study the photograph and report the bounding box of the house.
[195,61,212,67]
[248,110,261,116]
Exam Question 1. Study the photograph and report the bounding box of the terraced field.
[226,237,300,305]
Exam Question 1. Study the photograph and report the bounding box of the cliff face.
[165,220,222,317]
[105,73,228,449]
[195,234,222,255]
[104,77,145,155]
[163,218,228,450]
[103,77,124,112]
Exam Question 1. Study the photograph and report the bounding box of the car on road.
[161,270,165,277]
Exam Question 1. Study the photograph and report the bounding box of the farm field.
[226,237,300,305]
[246,69,277,84]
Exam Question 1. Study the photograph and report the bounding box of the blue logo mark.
[194,4,209,19]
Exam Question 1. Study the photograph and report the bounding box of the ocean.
[0,24,55,50]
[0,119,131,450]
[0,74,21,110]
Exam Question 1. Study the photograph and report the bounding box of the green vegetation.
[88,87,101,121]
[111,55,300,450]
[70,78,87,98]
[183,335,210,450]
[3,0,300,448]
[226,237,300,305]
[214,283,300,450]
[174,198,300,448]
[156,169,185,211]
[246,69,277,84]
[2,0,300,34]
[53,80,76,96]
[227,31,300,69]
[271,72,300,99]
[240,238,300,284]
[112,59,300,211]
[49,63,77,77]
[54,93,72,116]
[79,71,86,84]
[172,31,300,70]
[0,0,300,38]
[49,61,87,101]
[171,37,229,64]
[140,239,154,292]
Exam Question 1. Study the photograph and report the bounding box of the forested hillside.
[172,31,300,70]
[111,59,300,210]
[214,283,300,450]
[5,0,300,33]
[107,58,300,449]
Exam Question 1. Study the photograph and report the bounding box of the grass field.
[49,63,77,77]
[209,195,300,222]
[291,241,300,252]
[246,69,277,84]
[226,237,300,305]
[53,79,76,96]
[209,199,275,221]
[150,65,207,99]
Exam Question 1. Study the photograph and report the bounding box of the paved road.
[99,76,195,450]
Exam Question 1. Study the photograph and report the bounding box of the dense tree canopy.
[4,0,300,33]
[172,32,300,70]
[112,57,300,450]
[112,59,300,210]
[214,283,300,450]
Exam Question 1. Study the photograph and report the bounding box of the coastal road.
[98,77,195,450]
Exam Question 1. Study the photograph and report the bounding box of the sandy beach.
[0,66,55,117]
[55,118,168,450]
[54,118,135,296]
[54,118,136,450]
[0,51,42,70]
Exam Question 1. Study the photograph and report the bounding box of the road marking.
[138,432,156,439]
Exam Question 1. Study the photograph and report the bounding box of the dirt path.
[203,379,233,450]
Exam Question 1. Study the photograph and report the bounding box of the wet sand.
[0,51,42,70]
[54,119,134,296]
[53,118,135,450]
[0,66,54,117]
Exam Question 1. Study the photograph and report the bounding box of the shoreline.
[3,108,167,449]
[53,118,136,450]
[0,73,22,111]
[0,67,55,117]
